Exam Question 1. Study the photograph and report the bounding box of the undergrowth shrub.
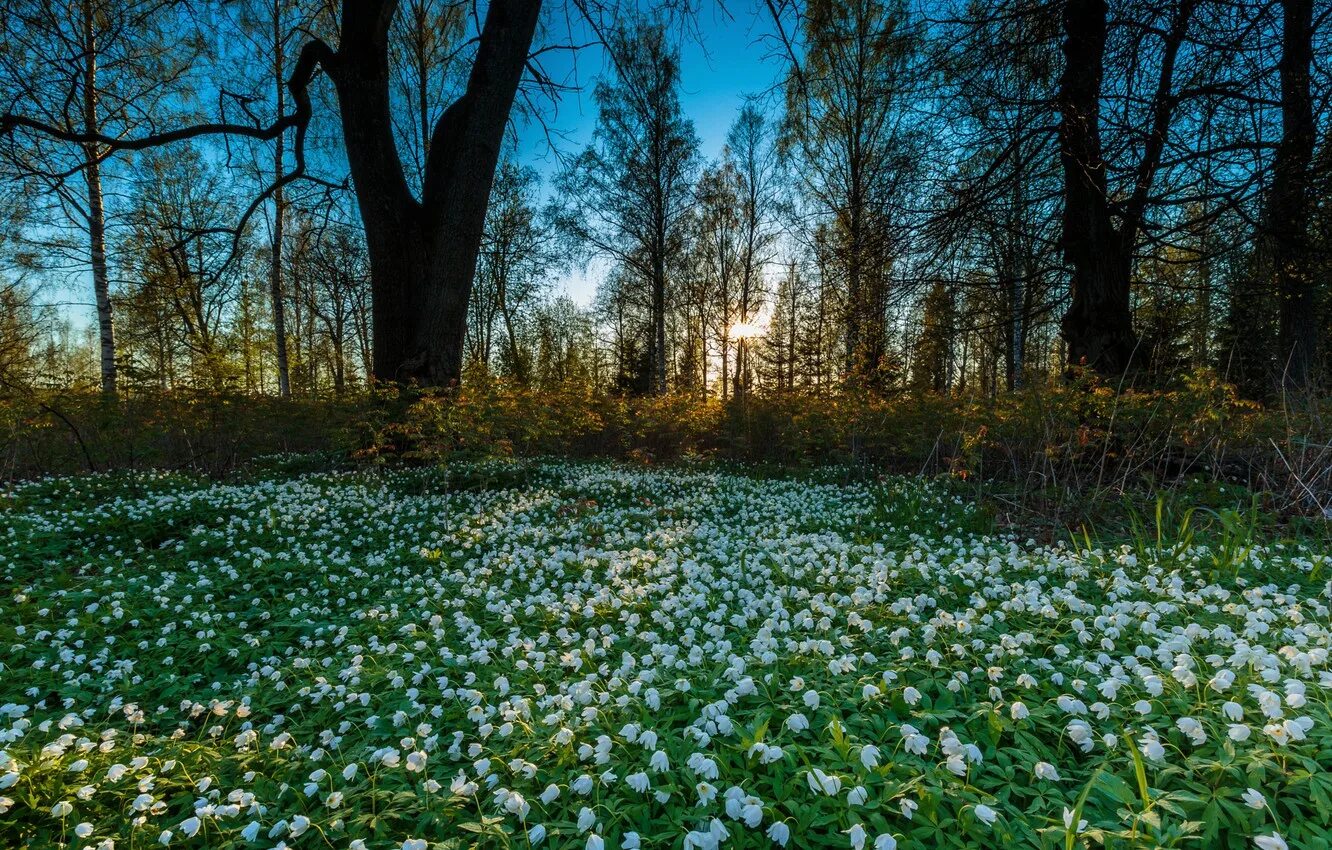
[4,370,1329,520]
[0,389,358,479]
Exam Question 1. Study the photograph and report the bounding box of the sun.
[728,320,767,340]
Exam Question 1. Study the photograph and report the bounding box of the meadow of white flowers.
[2,461,1329,850]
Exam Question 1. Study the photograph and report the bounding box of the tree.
[1056,0,1198,376]
[725,105,780,399]
[933,0,1063,391]
[910,280,956,393]
[0,0,204,394]
[763,257,808,392]
[0,192,43,387]
[778,0,921,390]
[1268,0,1317,393]
[3,0,543,389]
[300,221,371,394]
[222,0,330,397]
[469,160,556,383]
[694,160,742,399]
[558,17,699,395]
[119,148,249,389]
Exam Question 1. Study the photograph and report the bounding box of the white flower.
[974,804,997,826]
[874,835,897,850]
[586,835,605,850]
[402,840,427,850]
[626,772,650,793]
[848,785,868,805]
[502,791,531,818]
[687,753,719,780]
[806,768,841,796]
[803,690,821,710]
[696,782,719,805]
[1254,834,1288,850]
[1242,788,1266,810]
[528,825,547,845]
[785,714,809,733]
[846,823,867,850]
[767,822,791,846]
[1139,734,1165,761]
[450,771,478,796]
[860,745,881,770]
[1062,807,1087,833]
[740,801,763,828]
[75,823,94,839]
[51,801,74,818]
[180,817,201,838]
[577,807,597,832]
[622,832,641,849]
[1176,717,1206,746]
[1034,761,1060,781]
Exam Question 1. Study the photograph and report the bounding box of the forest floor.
[1,459,1328,850]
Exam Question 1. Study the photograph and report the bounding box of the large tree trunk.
[1057,0,1137,376]
[1271,0,1317,393]
[82,0,115,395]
[326,0,541,387]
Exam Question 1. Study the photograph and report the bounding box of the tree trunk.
[327,0,541,388]
[719,332,729,402]
[85,156,115,395]
[1057,0,1137,376]
[651,244,667,394]
[270,1,292,397]
[499,293,525,384]
[82,0,115,395]
[1271,0,1317,393]
[845,211,862,379]
[333,334,345,394]
[734,337,748,400]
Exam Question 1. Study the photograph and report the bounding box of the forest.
[4,4,1332,850]
[2,0,1327,407]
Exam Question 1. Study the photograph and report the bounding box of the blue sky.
[514,2,784,304]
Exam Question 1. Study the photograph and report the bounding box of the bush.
[5,371,1329,521]
[0,389,359,479]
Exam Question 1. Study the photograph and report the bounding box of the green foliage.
[1,462,1329,850]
